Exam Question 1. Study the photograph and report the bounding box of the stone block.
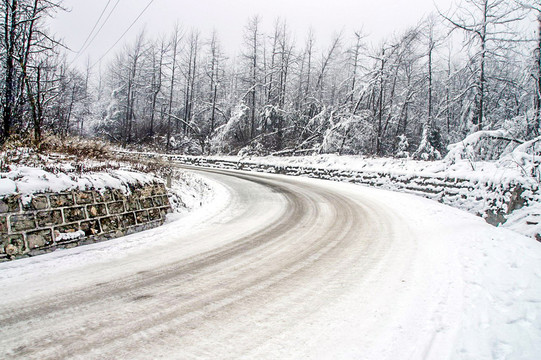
[152,195,165,207]
[0,196,20,213]
[111,189,126,202]
[27,229,53,249]
[80,220,101,236]
[10,214,36,232]
[100,216,119,233]
[87,204,107,218]
[0,215,7,233]
[140,198,154,209]
[107,201,125,215]
[124,198,140,211]
[50,193,74,208]
[137,186,154,198]
[161,195,170,206]
[155,184,167,195]
[2,234,26,256]
[119,213,136,229]
[159,207,169,219]
[22,195,49,211]
[74,191,94,205]
[135,210,149,224]
[36,210,63,227]
[55,223,80,234]
[95,190,114,203]
[148,208,161,221]
[64,207,86,222]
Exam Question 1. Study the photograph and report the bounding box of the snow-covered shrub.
[320,111,371,154]
[413,127,442,160]
[499,136,541,183]
[238,142,267,157]
[395,134,410,158]
[211,104,251,154]
[444,115,532,167]
[444,129,521,165]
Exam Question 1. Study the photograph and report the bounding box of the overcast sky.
[49,0,457,69]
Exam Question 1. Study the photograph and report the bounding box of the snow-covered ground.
[0,167,539,359]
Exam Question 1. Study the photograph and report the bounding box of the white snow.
[0,165,160,202]
[0,169,539,358]
[55,229,85,241]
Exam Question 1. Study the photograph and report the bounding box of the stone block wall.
[149,154,529,225]
[1,183,171,261]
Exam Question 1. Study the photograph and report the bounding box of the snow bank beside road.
[374,186,541,359]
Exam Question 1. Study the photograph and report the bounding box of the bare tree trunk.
[166,27,180,151]
[3,0,17,140]
[533,10,541,136]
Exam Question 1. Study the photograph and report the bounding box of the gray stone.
[22,195,49,211]
[155,184,167,195]
[111,189,126,202]
[27,229,53,249]
[74,191,94,205]
[10,214,36,232]
[507,185,526,214]
[80,220,101,236]
[135,210,149,224]
[2,234,25,256]
[148,208,161,221]
[87,204,107,218]
[159,207,168,219]
[0,215,8,233]
[107,201,125,214]
[50,193,74,208]
[0,196,20,213]
[124,198,140,211]
[100,216,119,233]
[140,198,154,209]
[119,213,136,229]
[152,196,165,207]
[95,190,114,203]
[136,186,154,198]
[485,209,506,226]
[64,207,86,222]
[36,210,63,227]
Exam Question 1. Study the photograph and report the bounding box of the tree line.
[2,0,541,159]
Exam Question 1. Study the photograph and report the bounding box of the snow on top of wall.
[189,153,535,188]
[0,165,160,203]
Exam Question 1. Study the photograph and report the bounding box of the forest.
[1,0,541,161]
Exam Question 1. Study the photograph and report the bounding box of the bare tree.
[440,0,523,131]
[1,0,62,141]
[166,25,182,151]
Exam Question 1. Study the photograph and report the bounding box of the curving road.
[0,167,442,359]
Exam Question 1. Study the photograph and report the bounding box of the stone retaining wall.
[130,153,530,228]
[0,182,171,261]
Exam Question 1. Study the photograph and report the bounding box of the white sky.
[49,0,458,69]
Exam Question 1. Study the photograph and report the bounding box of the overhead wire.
[90,0,156,69]
[76,0,113,54]
[71,0,122,66]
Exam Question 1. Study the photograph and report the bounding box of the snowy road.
[1,167,540,359]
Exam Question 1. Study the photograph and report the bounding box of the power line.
[76,0,112,54]
[90,0,156,69]
[70,0,121,66]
